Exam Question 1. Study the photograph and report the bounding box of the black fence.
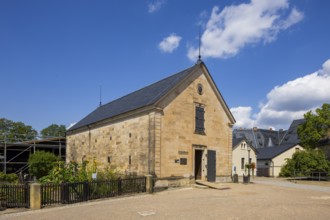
[41,177,146,207]
[0,183,30,208]
[292,171,330,181]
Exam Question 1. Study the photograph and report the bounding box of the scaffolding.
[0,135,66,174]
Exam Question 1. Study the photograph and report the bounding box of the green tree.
[298,103,330,148]
[280,149,330,177]
[40,124,66,138]
[28,151,59,179]
[0,118,37,142]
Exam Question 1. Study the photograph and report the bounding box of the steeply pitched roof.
[233,128,286,149]
[280,119,305,145]
[232,138,245,149]
[68,64,199,131]
[257,143,299,160]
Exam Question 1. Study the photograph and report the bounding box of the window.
[197,84,203,95]
[241,158,245,169]
[249,158,252,164]
[107,156,111,163]
[195,106,205,134]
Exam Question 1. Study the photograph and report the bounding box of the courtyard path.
[253,177,330,193]
[0,181,329,220]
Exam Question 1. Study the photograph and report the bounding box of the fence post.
[84,182,89,201]
[25,183,30,208]
[146,175,153,194]
[61,183,69,204]
[30,183,41,209]
[118,178,122,195]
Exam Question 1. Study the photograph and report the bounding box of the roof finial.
[197,27,202,64]
[99,85,102,107]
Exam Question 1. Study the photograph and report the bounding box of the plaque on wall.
[180,158,187,165]
[178,151,188,155]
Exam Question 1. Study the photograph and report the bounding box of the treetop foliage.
[298,103,330,148]
[40,124,66,138]
[0,118,37,142]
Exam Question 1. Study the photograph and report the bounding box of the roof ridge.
[99,64,197,108]
[68,64,198,132]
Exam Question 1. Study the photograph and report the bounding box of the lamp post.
[247,145,251,183]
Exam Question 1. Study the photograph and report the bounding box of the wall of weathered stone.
[67,66,233,181]
[158,68,232,179]
[66,114,150,175]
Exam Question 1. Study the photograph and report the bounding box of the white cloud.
[188,0,304,61]
[230,106,255,128]
[148,0,165,13]
[231,59,330,129]
[158,33,182,53]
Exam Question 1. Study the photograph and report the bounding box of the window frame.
[195,105,205,135]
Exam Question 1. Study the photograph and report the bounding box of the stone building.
[66,61,235,183]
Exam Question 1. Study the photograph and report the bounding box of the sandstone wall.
[158,69,232,179]
[66,114,150,175]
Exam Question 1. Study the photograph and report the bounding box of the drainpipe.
[87,125,91,153]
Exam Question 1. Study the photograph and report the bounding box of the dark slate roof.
[280,119,305,145]
[68,64,199,131]
[257,143,299,160]
[232,138,245,149]
[233,128,286,149]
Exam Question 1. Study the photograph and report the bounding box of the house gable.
[155,62,235,125]
[157,64,235,178]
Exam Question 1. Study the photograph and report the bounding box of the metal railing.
[41,177,146,207]
[292,170,329,181]
[0,183,30,208]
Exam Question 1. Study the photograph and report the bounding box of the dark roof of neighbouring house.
[232,138,245,148]
[233,119,305,149]
[279,119,305,145]
[233,128,287,149]
[68,64,200,132]
[257,143,300,160]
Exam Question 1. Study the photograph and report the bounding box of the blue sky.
[0,0,329,134]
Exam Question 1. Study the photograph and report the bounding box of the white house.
[232,138,257,176]
[257,143,304,177]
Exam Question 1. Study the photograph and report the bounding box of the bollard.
[30,183,41,209]
[146,175,153,194]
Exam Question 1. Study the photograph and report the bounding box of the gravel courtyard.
[1,179,329,220]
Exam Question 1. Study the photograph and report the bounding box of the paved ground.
[0,179,329,220]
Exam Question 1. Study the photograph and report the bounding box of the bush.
[0,172,18,183]
[28,151,59,179]
[280,149,330,177]
[39,159,120,184]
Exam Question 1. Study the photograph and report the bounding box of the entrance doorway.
[194,149,203,180]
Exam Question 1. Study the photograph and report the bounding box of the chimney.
[253,127,258,131]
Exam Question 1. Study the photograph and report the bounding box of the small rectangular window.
[129,155,131,165]
[241,158,245,169]
[107,156,111,163]
[195,106,205,134]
